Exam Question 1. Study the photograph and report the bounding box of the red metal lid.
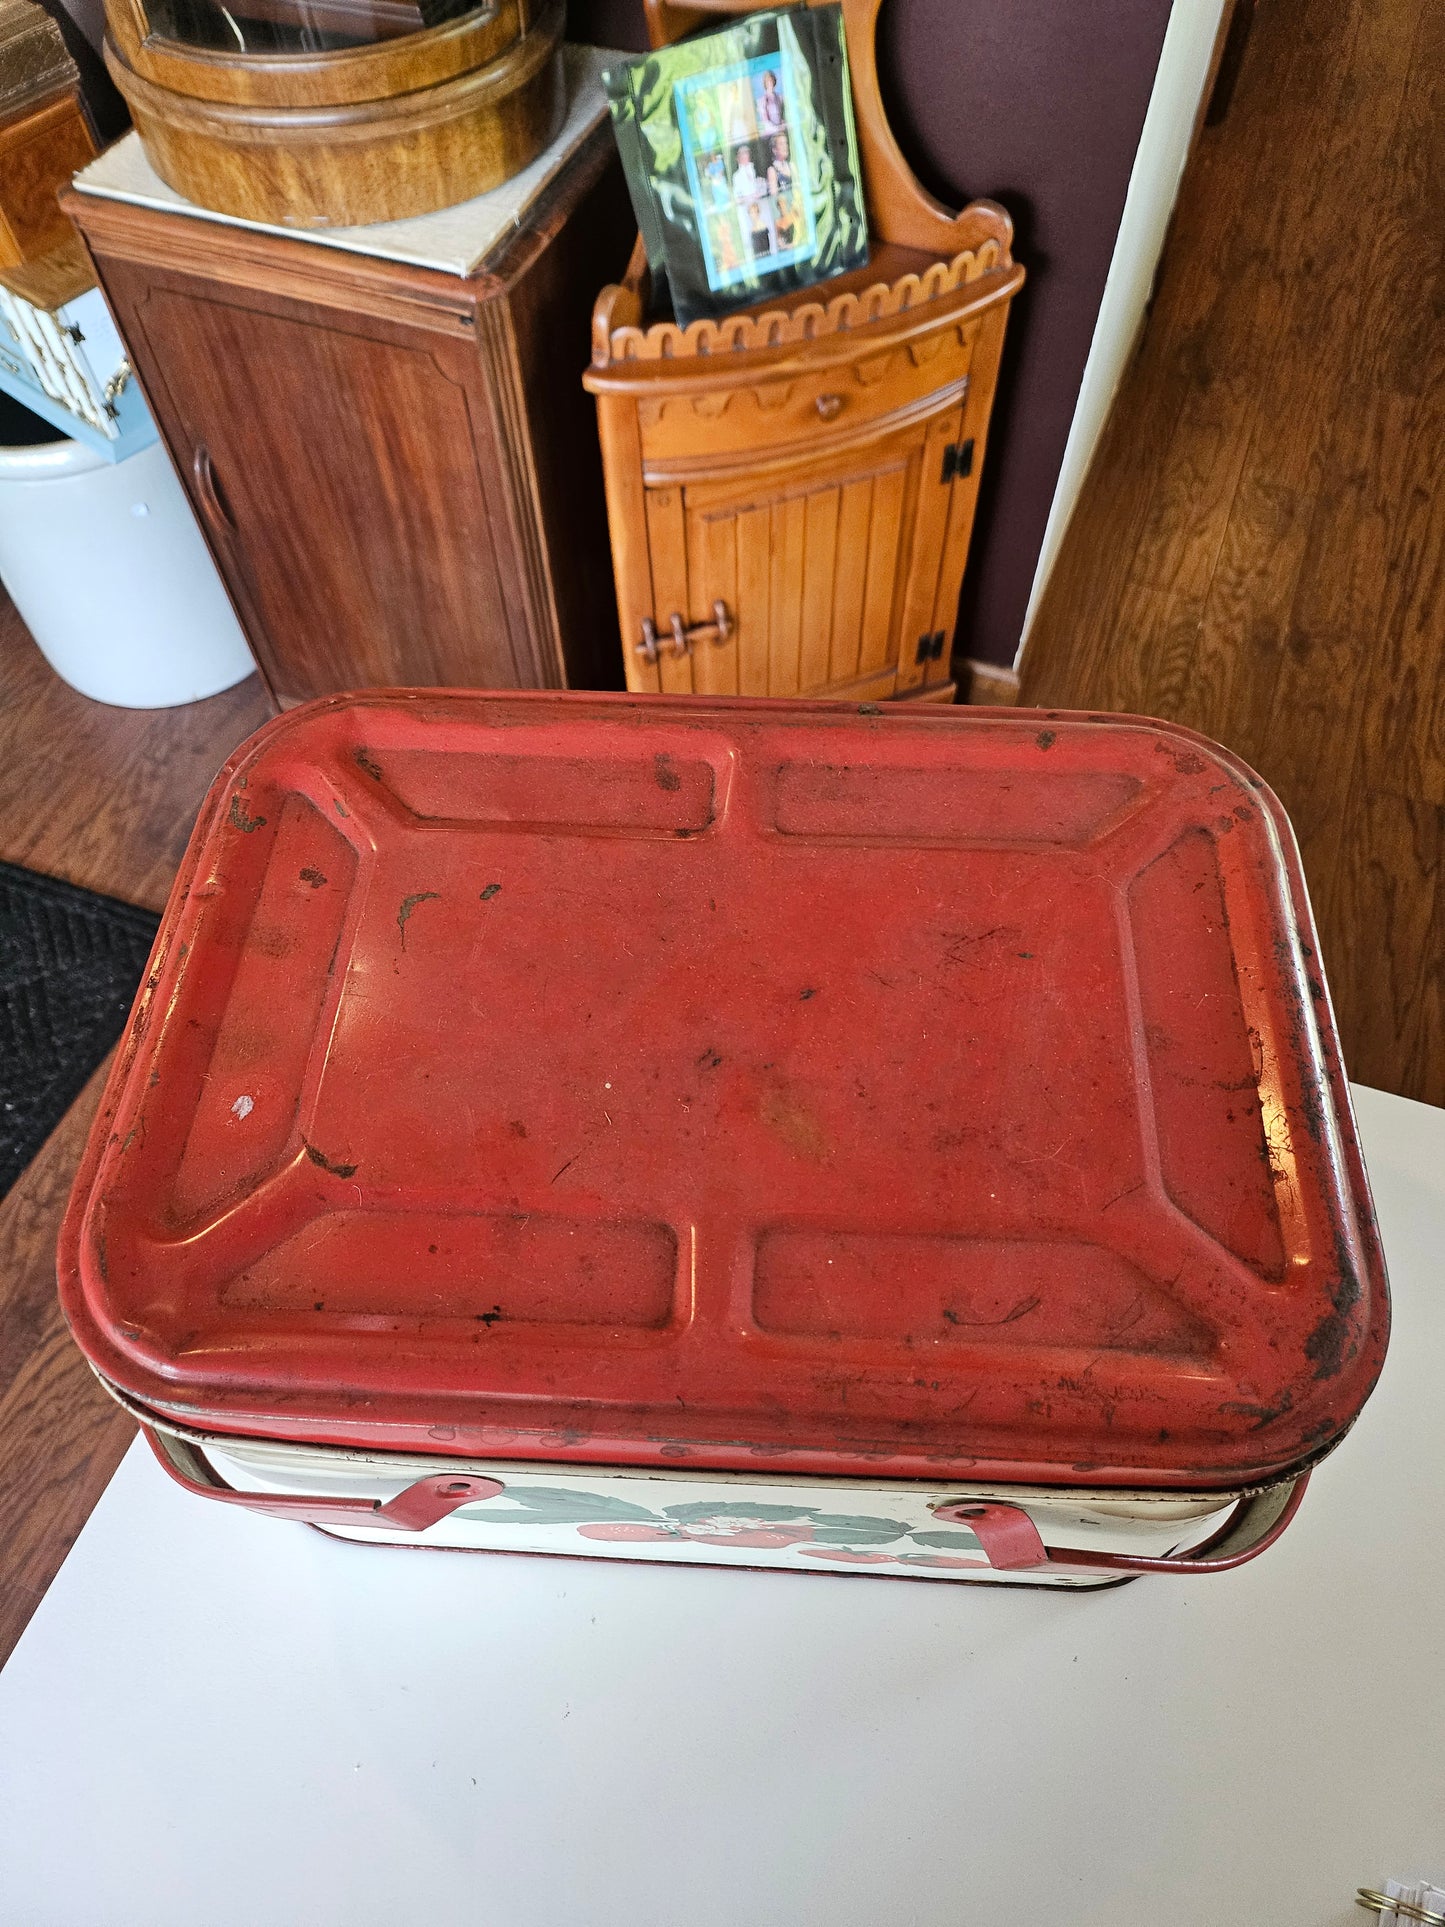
[60,693,1387,1489]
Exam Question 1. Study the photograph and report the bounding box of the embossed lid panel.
[59,692,1388,1489]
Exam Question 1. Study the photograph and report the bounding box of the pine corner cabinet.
[584,0,1024,705]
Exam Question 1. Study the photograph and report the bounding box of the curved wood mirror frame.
[107,0,528,109]
[104,0,564,223]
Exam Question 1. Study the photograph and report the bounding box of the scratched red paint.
[59,691,1388,1495]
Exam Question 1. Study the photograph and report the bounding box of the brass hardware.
[1356,1893,1445,1926]
[815,392,843,420]
[637,601,734,664]
[102,358,133,419]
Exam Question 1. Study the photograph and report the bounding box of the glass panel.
[141,0,487,55]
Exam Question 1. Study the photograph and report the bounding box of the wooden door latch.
[638,601,734,664]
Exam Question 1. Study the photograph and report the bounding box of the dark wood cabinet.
[64,122,634,707]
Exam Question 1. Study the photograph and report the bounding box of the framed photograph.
[676,51,818,293]
[603,6,868,327]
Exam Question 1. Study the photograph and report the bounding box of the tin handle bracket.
[931,1478,1308,1575]
[143,1425,505,1533]
[930,1500,1048,1570]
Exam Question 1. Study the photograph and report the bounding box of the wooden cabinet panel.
[66,125,633,709]
[634,331,974,473]
[627,417,968,701]
[123,281,526,703]
[893,405,964,695]
[0,93,96,271]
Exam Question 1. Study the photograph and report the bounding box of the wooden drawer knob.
[815,392,844,420]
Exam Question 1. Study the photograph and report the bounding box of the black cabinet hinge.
[941,438,975,484]
[914,630,947,666]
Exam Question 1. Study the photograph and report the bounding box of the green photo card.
[603,6,869,328]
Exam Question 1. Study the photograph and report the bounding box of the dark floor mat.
[0,863,160,1197]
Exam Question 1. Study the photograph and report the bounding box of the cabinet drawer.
[635,317,976,473]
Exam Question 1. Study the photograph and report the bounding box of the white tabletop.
[1,1083,1440,1926]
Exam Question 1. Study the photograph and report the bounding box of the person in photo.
[767,131,793,200]
[722,78,756,146]
[731,142,764,206]
[757,67,785,132]
[707,211,744,275]
[773,188,802,250]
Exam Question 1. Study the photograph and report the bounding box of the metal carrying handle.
[146,1423,1306,1572]
[144,1425,503,1533]
[637,601,734,664]
[932,1476,1309,1574]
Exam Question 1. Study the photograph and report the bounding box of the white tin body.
[182,1424,1244,1590]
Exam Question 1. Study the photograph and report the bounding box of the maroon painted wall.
[567,0,1176,670]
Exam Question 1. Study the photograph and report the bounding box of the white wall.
[1016,0,1229,660]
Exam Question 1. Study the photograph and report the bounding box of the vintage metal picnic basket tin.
[59,691,1389,1587]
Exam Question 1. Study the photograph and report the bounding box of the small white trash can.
[0,425,255,708]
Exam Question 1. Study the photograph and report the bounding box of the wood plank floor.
[1020,0,1443,1108]
[0,600,270,1666]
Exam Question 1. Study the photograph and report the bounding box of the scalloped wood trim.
[601,241,1006,367]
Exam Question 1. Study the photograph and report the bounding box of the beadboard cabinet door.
[628,405,968,703]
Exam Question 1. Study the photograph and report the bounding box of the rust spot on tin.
[304,1142,358,1180]
[799,987,818,1001]
[653,752,682,792]
[299,867,327,888]
[1035,729,1056,749]
[759,1087,828,1159]
[397,890,440,949]
[1174,751,1206,775]
[858,703,882,715]
[480,882,502,901]
[509,1120,528,1138]
[696,1046,723,1071]
[228,795,266,834]
[333,796,350,818]
[1304,1255,1362,1379]
[353,747,383,781]
[476,1305,504,1327]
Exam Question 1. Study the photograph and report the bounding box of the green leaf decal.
[467,1487,662,1527]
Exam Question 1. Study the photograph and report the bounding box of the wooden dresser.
[63,78,634,708]
[584,0,1024,705]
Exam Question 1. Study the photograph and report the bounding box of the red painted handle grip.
[145,1426,502,1532]
[937,1477,1308,1574]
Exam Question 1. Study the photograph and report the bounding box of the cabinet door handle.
[192,444,236,535]
[637,601,734,663]
[814,392,844,420]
